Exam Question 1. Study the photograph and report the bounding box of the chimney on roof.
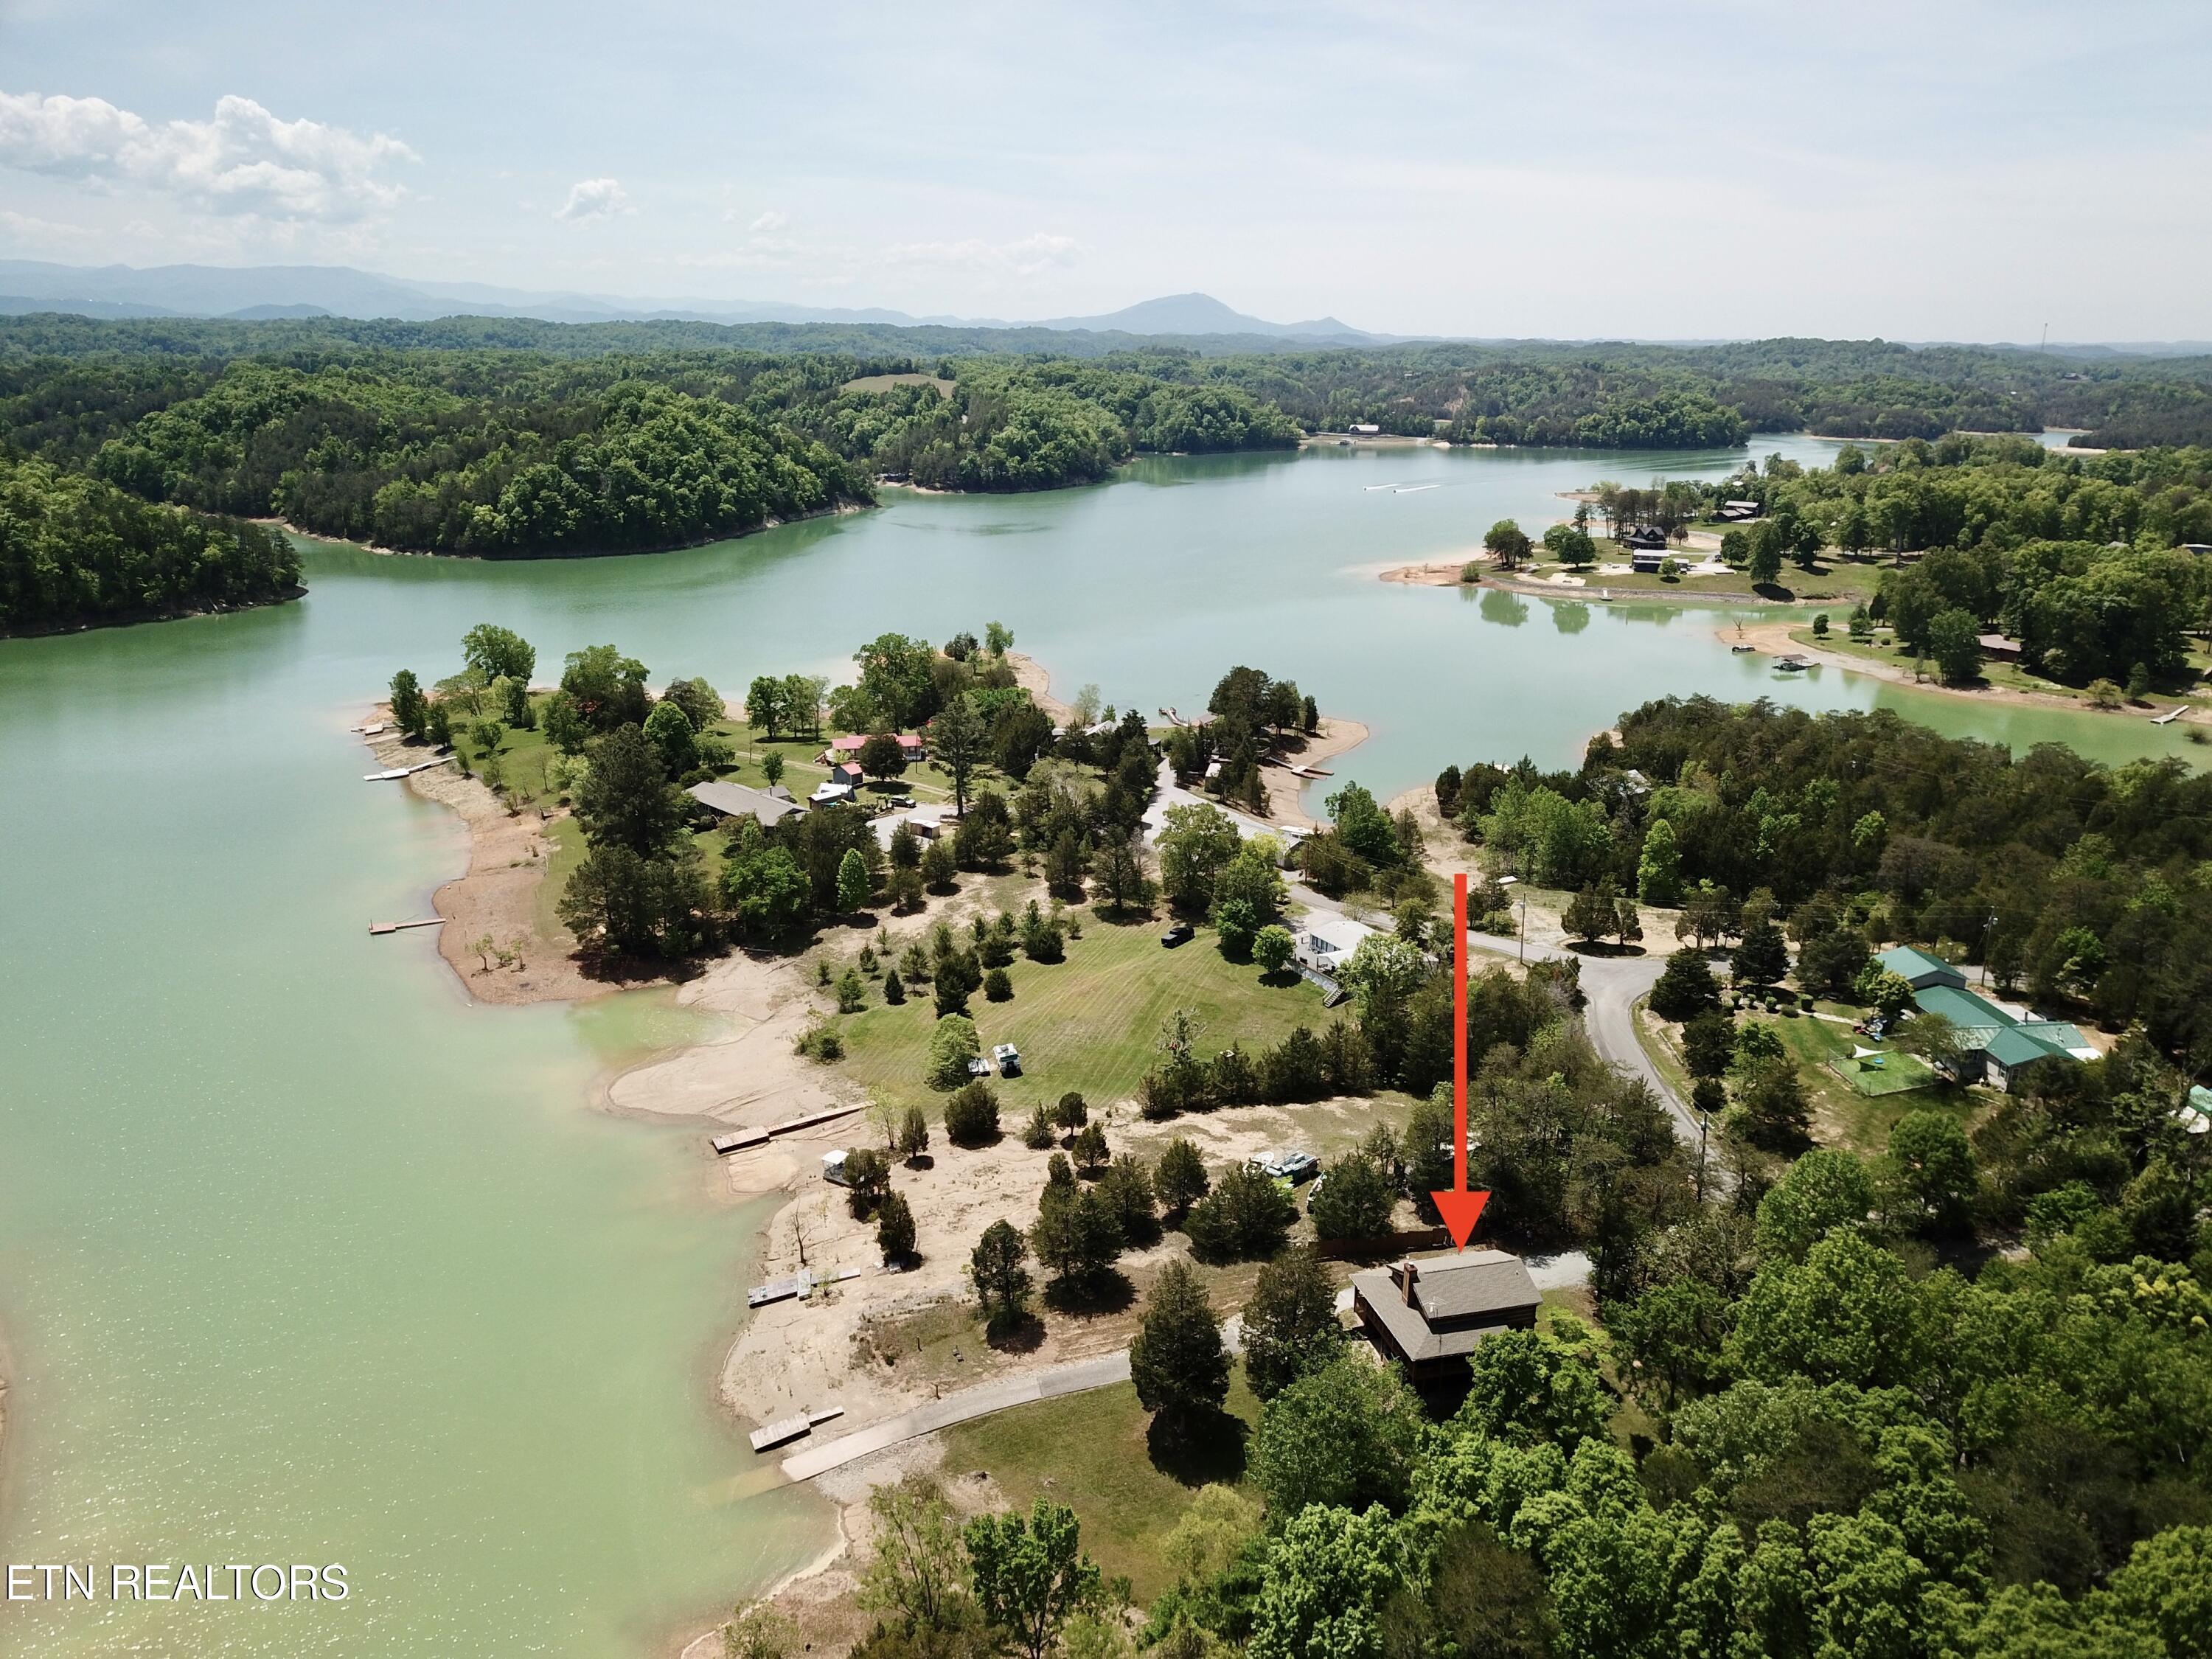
[1399,1259,1418,1307]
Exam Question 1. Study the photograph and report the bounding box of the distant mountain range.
[1,261,2203,356]
[0,260,1388,343]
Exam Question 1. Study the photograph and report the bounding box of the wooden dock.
[2152,706,2188,726]
[709,1101,863,1156]
[369,918,445,936]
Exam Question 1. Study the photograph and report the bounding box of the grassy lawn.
[837,919,1329,1121]
[1638,998,1969,1157]
[939,1371,1264,1602]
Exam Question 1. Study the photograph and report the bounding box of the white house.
[1295,915,1377,974]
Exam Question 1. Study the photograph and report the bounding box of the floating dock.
[369,917,445,936]
[2152,706,2188,726]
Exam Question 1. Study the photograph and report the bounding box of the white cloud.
[555,177,630,222]
[0,91,416,221]
[881,232,1081,278]
[0,206,94,244]
[747,209,787,233]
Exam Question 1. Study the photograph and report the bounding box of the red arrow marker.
[1432,871,1492,1249]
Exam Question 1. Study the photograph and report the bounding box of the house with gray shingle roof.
[1351,1250,1540,1388]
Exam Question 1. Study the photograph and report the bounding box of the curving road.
[1288,880,1702,1152]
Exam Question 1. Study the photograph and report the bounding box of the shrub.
[1053,1092,1089,1132]
[984,967,1014,1002]
[795,1020,845,1062]
[1021,1107,1056,1150]
[925,1015,981,1090]
[944,1081,1001,1147]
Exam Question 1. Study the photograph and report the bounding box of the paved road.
[780,1350,1134,1481]
[1289,880,1701,1151]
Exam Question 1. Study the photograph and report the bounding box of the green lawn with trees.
[835,918,1327,1121]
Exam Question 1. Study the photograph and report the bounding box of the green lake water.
[0,437,2191,1656]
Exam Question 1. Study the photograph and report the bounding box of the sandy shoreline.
[1262,715,1370,827]
[1725,622,2206,723]
[352,664,1388,1655]
[361,719,605,1004]
[1379,560,1866,607]
[1004,650,1072,721]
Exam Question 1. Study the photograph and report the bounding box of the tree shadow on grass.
[1041,1269,1135,1319]
[984,1312,1046,1355]
[1147,1408,1248,1486]
[1565,940,1646,958]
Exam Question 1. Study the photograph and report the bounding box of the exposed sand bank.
[1262,716,1370,827]
[1005,650,1073,722]
[361,718,603,1004]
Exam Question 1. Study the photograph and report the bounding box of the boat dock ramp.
[747,1403,846,1453]
[368,917,445,936]
[745,1266,862,1310]
[709,1102,865,1157]
[364,757,450,782]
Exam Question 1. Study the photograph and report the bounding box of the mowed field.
[836,917,1330,1120]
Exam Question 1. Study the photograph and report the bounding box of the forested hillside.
[0,451,301,633]
[5,317,2211,499]
[1584,698,2212,1065]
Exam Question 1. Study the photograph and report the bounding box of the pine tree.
[1131,1261,1230,1441]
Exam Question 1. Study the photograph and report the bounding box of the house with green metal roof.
[1887,956,2096,1090]
[1875,945,1966,991]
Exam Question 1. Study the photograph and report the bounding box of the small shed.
[1977,634,2023,661]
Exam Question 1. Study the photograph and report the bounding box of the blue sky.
[2,0,2208,338]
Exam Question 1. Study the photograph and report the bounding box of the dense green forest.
[7,313,2212,564]
[1644,438,2212,688]
[6,316,2211,484]
[1510,697,2212,1069]
[0,451,300,634]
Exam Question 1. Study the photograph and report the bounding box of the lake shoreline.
[0,585,307,641]
[1380,560,1862,608]
[360,718,606,1005]
[1725,622,2208,725]
[270,500,871,563]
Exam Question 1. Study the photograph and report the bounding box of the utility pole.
[1980,911,1998,987]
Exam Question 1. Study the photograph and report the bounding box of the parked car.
[967,1057,993,1079]
[1160,922,1194,947]
[991,1043,1023,1078]
[1247,1149,1320,1183]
